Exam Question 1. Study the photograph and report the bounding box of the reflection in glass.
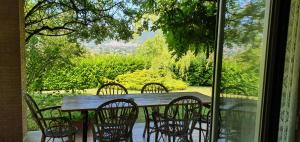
[218,0,267,141]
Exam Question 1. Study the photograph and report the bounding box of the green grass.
[82,86,212,96]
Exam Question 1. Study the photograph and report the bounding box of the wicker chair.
[93,99,139,142]
[220,86,248,101]
[96,82,128,95]
[141,83,169,141]
[219,86,248,141]
[152,95,203,142]
[191,110,211,142]
[25,94,78,142]
[141,83,169,94]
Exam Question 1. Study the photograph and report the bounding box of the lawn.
[82,86,212,96]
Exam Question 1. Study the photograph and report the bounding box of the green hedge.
[171,55,213,86]
[39,53,213,91]
[116,69,188,90]
[220,48,260,96]
[40,55,150,91]
[186,56,213,86]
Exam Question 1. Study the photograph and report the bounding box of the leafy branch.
[25,0,138,43]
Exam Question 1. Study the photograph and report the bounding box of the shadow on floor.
[24,123,204,142]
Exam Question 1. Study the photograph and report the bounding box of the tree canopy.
[136,0,217,58]
[225,0,265,48]
[135,0,264,58]
[25,0,139,43]
[26,36,85,91]
[24,0,265,58]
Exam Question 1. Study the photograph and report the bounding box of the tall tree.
[224,0,265,48]
[137,0,217,58]
[26,36,85,91]
[136,0,264,58]
[25,0,139,43]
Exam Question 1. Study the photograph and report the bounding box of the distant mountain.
[83,31,158,54]
[223,44,249,57]
[85,40,138,54]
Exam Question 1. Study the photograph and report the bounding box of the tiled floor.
[24,123,205,142]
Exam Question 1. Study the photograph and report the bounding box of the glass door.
[212,0,271,141]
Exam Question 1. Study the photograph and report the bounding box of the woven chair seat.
[156,123,190,135]
[45,125,78,138]
[93,124,129,141]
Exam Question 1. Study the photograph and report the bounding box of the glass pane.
[218,0,269,141]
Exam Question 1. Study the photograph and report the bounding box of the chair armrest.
[39,106,72,119]
[39,106,61,112]
[38,116,71,128]
[42,117,68,121]
[41,117,78,135]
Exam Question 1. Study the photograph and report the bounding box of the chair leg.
[145,119,153,142]
[190,133,194,142]
[199,129,201,142]
[93,133,96,141]
[144,118,150,138]
[204,130,209,142]
[92,125,97,142]
[67,136,72,142]
[143,121,147,137]
[69,135,75,142]
[145,121,151,138]
[41,135,45,142]
[60,137,65,142]
[129,135,133,142]
[189,135,193,142]
[147,129,151,142]
[144,106,152,139]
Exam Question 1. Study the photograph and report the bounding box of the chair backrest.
[220,86,247,99]
[141,82,169,94]
[164,96,202,135]
[24,94,46,134]
[94,99,139,141]
[96,82,128,95]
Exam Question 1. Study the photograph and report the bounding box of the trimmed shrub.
[171,54,213,86]
[220,48,260,96]
[186,56,213,86]
[116,69,188,91]
[40,54,150,91]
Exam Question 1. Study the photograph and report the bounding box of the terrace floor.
[24,123,206,142]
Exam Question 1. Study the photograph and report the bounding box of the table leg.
[81,111,88,142]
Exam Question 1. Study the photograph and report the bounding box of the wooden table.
[61,92,211,142]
